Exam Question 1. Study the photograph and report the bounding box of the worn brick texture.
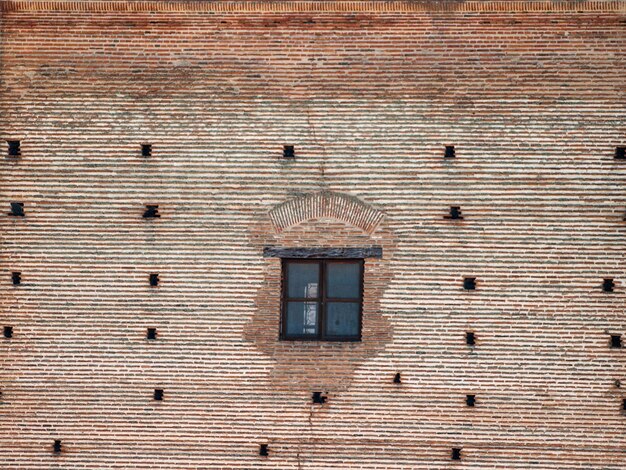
[1,1,625,468]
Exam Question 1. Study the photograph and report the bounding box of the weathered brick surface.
[1,1,625,468]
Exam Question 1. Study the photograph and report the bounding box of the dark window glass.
[285,301,319,336]
[286,262,319,298]
[325,302,360,337]
[326,262,360,299]
[282,259,362,341]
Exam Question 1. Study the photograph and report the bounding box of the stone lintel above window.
[263,246,383,259]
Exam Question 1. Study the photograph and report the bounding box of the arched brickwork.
[268,191,385,234]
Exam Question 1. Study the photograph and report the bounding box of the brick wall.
[1,1,625,468]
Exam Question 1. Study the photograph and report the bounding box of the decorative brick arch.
[268,191,385,234]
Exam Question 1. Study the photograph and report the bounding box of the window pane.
[285,301,319,336]
[286,262,319,298]
[325,302,360,337]
[326,262,360,299]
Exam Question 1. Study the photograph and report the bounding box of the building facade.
[1,0,625,468]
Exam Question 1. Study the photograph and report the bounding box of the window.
[281,259,363,341]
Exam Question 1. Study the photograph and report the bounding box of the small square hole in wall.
[147,328,157,340]
[259,444,269,456]
[53,439,62,453]
[12,271,21,285]
[153,389,164,401]
[141,144,152,157]
[445,206,463,220]
[463,277,476,290]
[143,204,160,218]
[3,326,13,338]
[603,278,615,292]
[466,394,476,407]
[7,140,20,157]
[611,334,622,348]
[444,145,456,158]
[312,391,327,404]
[393,372,401,384]
[466,332,476,346]
[149,273,159,287]
[451,447,462,460]
[9,202,24,217]
[283,145,295,159]
[615,146,626,160]
[623,398,626,411]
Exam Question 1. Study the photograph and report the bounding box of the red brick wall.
[1,1,625,468]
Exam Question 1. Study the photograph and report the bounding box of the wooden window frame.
[280,258,364,342]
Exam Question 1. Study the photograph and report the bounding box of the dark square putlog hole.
[603,278,615,292]
[466,331,476,346]
[153,389,164,401]
[53,440,62,454]
[463,277,476,290]
[259,444,269,456]
[452,447,461,460]
[615,146,626,160]
[283,145,295,159]
[393,372,401,384]
[3,326,13,338]
[7,140,20,157]
[312,391,327,404]
[466,394,476,407]
[12,271,21,285]
[9,202,24,217]
[143,204,160,218]
[446,206,463,220]
[147,328,157,340]
[149,273,159,287]
[142,144,152,157]
[610,334,622,348]
[444,145,456,158]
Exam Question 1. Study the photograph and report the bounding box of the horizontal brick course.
[1,0,624,13]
